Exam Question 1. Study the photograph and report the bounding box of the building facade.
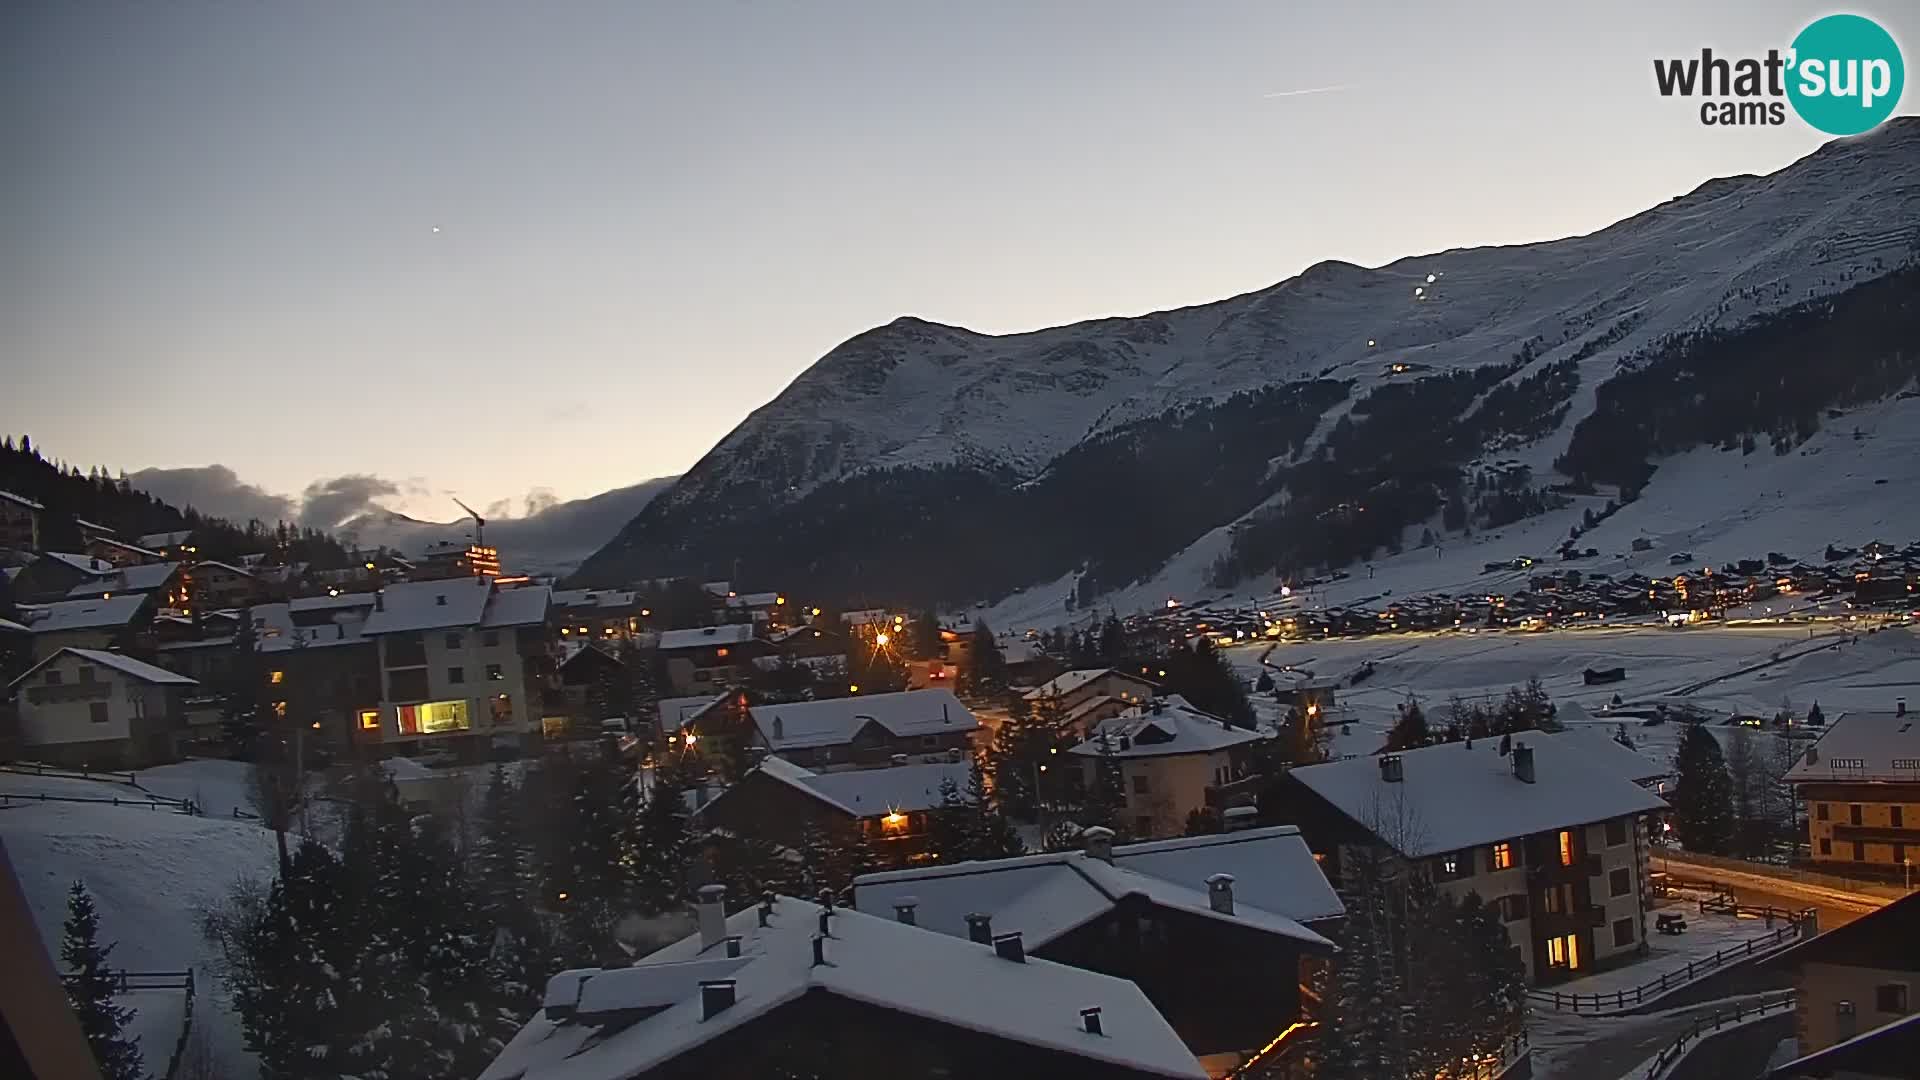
[0,491,43,553]
[8,648,197,769]
[1788,706,1920,873]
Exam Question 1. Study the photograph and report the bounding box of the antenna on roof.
[451,496,484,548]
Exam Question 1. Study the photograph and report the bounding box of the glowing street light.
[875,632,891,647]
[683,731,698,748]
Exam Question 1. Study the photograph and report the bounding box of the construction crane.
[451,496,485,548]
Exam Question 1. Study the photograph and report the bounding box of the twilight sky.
[3,1,1913,525]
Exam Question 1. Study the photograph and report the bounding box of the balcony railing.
[24,681,113,706]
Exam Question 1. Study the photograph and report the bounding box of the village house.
[694,755,973,866]
[1267,731,1668,985]
[186,560,262,609]
[248,595,385,753]
[1764,891,1920,1079]
[854,825,1343,1073]
[481,890,1207,1080]
[135,529,197,560]
[1069,696,1266,839]
[0,490,43,553]
[551,587,648,644]
[10,552,122,603]
[1025,667,1159,736]
[358,578,556,756]
[19,594,155,660]
[557,642,628,729]
[748,688,980,770]
[60,560,185,604]
[1786,702,1920,873]
[658,692,728,746]
[82,533,165,569]
[8,647,198,769]
[656,623,772,694]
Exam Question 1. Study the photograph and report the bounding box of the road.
[1531,995,1775,1080]
[1653,852,1893,930]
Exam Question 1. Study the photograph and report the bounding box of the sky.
[3,0,1914,526]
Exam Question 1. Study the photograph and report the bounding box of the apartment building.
[0,490,43,553]
[8,648,198,769]
[1068,695,1265,838]
[358,578,554,755]
[1269,731,1668,984]
[1024,667,1159,736]
[1787,703,1920,873]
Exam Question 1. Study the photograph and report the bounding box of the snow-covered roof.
[0,616,30,634]
[359,579,492,634]
[1786,710,1920,784]
[1286,731,1669,858]
[733,757,973,817]
[287,591,377,613]
[41,552,117,577]
[481,898,1206,1080]
[855,825,1339,951]
[657,623,760,651]
[725,590,782,608]
[63,561,180,598]
[551,588,637,610]
[136,529,192,549]
[1067,696,1265,759]
[750,689,978,751]
[481,584,551,629]
[658,693,726,732]
[0,489,44,511]
[18,594,149,633]
[9,647,197,690]
[72,518,114,535]
[1023,667,1151,701]
[89,537,164,560]
[190,560,255,578]
[1557,725,1669,783]
[249,602,368,652]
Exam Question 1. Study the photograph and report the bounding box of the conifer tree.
[968,619,1008,694]
[1387,695,1431,750]
[1672,725,1735,854]
[61,881,144,1080]
[473,764,548,1038]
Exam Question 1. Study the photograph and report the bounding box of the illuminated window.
[397,700,471,735]
[270,670,285,685]
[716,647,730,659]
[358,709,381,732]
[1490,841,1515,870]
[1559,830,1576,866]
[272,700,287,719]
[541,716,569,737]
[881,810,908,834]
[491,694,513,724]
[1546,933,1580,968]
[486,663,503,681]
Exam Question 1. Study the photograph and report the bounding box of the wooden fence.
[1641,991,1795,1079]
[1529,908,1812,1014]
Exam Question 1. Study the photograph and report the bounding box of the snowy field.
[1227,623,1920,772]
[1543,905,1792,1001]
[1,785,280,1078]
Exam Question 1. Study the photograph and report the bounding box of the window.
[481,631,500,648]
[1490,841,1516,871]
[1543,885,1568,914]
[1559,829,1576,866]
[89,701,110,724]
[1605,819,1628,846]
[1896,844,1907,866]
[1851,804,1864,826]
[358,709,381,732]
[1500,895,1528,922]
[1545,933,1580,969]
[1893,806,1905,829]
[1820,838,1833,855]
[269,670,285,685]
[389,668,431,701]
[272,700,287,718]
[486,663,504,681]
[448,666,465,684]
[1613,918,1635,947]
[491,694,513,724]
[1853,840,1866,861]
[1609,867,1632,897]
[45,669,63,685]
[79,665,96,684]
[1876,983,1910,1014]
[694,670,711,683]
[1816,802,1830,821]
[397,700,471,735]
[1132,774,1150,795]
[445,632,463,649]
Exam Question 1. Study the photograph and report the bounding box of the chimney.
[965,912,993,944]
[1512,742,1536,784]
[818,888,835,913]
[1222,805,1258,832]
[993,931,1026,963]
[1805,745,1819,766]
[1378,754,1404,783]
[1081,825,1116,864]
[700,980,736,1020]
[893,896,919,925]
[696,884,727,951]
[811,934,827,966]
[1899,697,1908,718]
[1206,872,1236,916]
[942,700,950,724]
[1080,1007,1104,1035]
[725,935,743,958]
[374,590,385,612]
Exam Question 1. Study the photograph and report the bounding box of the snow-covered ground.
[1541,905,1792,1002]
[1,796,280,1078]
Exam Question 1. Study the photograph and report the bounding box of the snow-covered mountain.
[347,477,675,575]
[576,120,1920,608]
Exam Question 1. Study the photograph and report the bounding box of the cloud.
[521,487,559,517]
[298,473,402,529]
[1261,84,1351,99]
[127,465,297,525]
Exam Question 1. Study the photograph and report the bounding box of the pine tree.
[473,764,548,1041]
[1672,725,1735,854]
[1387,695,1431,750]
[61,881,144,1080]
[629,757,692,916]
[1160,639,1254,727]
[1318,848,1409,1080]
[961,753,1026,859]
[969,620,1008,695]
[926,776,974,860]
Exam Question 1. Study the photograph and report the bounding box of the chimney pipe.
[725,935,743,958]
[1080,1007,1104,1036]
[993,931,1026,963]
[1206,872,1236,916]
[1512,742,1536,784]
[700,980,736,1020]
[696,884,727,951]
[1081,825,1116,864]
[1379,754,1404,783]
[965,912,993,944]
[812,934,826,967]
[893,896,919,926]
[818,888,834,913]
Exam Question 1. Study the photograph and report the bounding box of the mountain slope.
[344,477,675,575]
[576,120,1920,605]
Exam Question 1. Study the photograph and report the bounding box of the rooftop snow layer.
[1287,730,1668,857]
[657,623,760,650]
[736,757,974,817]
[750,689,978,751]
[1067,695,1265,758]
[1786,709,1920,784]
[360,579,491,634]
[19,594,149,633]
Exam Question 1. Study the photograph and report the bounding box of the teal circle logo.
[1787,14,1904,136]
